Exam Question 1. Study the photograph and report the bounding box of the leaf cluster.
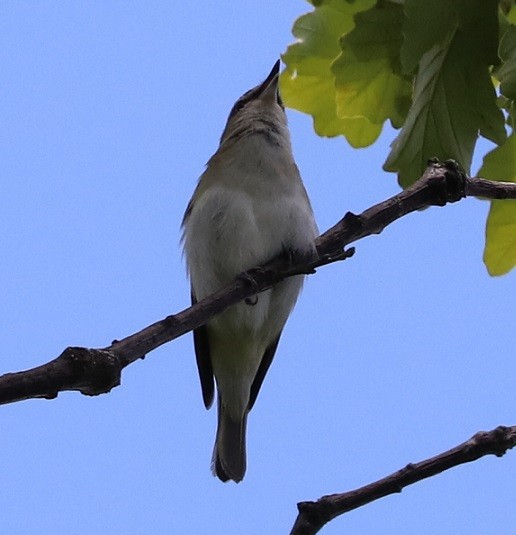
[281,0,516,275]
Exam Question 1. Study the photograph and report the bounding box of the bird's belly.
[185,183,311,336]
[186,186,296,294]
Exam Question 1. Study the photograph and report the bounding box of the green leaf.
[501,0,516,24]
[479,134,516,276]
[402,0,499,74]
[332,1,412,129]
[510,102,516,130]
[401,0,458,74]
[281,0,380,147]
[495,25,516,100]
[384,4,506,188]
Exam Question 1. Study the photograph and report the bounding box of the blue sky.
[1,2,515,534]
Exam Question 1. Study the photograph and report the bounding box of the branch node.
[63,347,122,396]
[315,247,355,268]
[425,158,467,205]
[467,426,516,457]
[291,500,325,535]
[342,211,363,233]
[442,159,467,202]
[163,315,181,329]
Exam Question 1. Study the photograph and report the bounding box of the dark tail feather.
[211,396,247,483]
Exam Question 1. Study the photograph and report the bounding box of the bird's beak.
[256,60,280,103]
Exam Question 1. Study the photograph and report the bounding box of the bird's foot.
[237,268,266,306]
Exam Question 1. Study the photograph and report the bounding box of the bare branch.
[466,177,516,199]
[0,160,514,405]
[289,426,516,535]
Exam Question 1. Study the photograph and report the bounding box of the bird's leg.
[237,268,266,306]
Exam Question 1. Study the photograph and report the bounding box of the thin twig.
[290,426,516,535]
[466,177,516,199]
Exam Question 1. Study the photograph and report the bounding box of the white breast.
[184,137,318,302]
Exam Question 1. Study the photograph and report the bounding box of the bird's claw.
[237,268,265,306]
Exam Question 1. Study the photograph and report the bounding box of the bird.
[181,60,318,482]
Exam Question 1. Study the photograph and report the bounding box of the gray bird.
[182,61,318,482]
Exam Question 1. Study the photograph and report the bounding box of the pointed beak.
[256,60,281,102]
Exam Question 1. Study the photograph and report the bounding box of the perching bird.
[182,60,318,482]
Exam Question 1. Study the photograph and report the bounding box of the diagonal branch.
[0,160,514,405]
[289,425,516,535]
[466,177,516,199]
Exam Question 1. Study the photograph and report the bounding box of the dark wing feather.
[248,332,282,411]
[191,291,214,409]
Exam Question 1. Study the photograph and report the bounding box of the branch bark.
[289,426,516,535]
[0,159,514,405]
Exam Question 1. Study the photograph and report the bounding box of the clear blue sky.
[1,2,514,534]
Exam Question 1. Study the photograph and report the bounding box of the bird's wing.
[248,332,282,411]
[191,291,215,409]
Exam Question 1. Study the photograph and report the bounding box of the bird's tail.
[211,396,247,483]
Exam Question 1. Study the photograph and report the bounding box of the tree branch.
[289,425,516,535]
[0,160,514,405]
[466,177,516,199]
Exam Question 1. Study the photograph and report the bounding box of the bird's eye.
[227,99,247,122]
[233,100,246,114]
